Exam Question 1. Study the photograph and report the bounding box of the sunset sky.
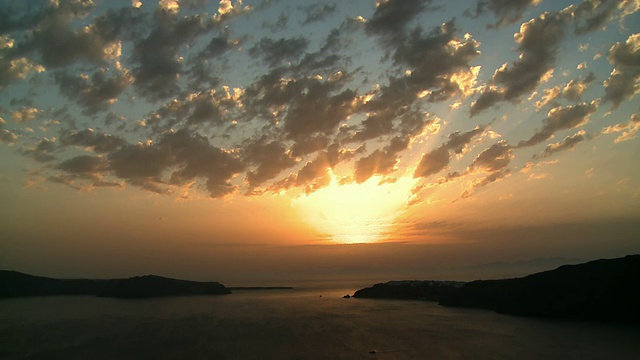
[1,0,639,283]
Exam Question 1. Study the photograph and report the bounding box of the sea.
[1,280,639,360]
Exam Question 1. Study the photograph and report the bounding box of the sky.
[1,0,639,283]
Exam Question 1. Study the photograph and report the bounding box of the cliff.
[353,280,465,301]
[439,254,640,322]
[353,255,640,322]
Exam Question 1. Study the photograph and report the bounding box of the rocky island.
[354,255,640,323]
[0,271,230,298]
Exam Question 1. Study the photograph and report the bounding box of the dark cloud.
[269,151,339,194]
[243,137,296,187]
[346,110,397,143]
[0,0,51,34]
[282,81,358,141]
[537,130,588,158]
[130,12,216,101]
[54,70,132,114]
[603,34,640,109]
[354,148,397,183]
[353,136,411,183]
[364,20,480,115]
[518,101,598,147]
[299,3,336,25]
[572,0,619,35]
[290,136,329,157]
[0,129,18,144]
[470,140,513,172]
[414,145,449,178]
[456,140,514,198]
[365,0,431,40]
[446,126,485,154]
[414,126,485,178]
[59,128,125,153]
[248,37,309,68]
[23,137,57,163]
[108,129,245,197]
[470,9,572,115]
[262,13,288,33]
[57,155,108,174]
[468,0,541,28]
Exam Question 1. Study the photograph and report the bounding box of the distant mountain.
[354,255,640,323]
[0,271,230,298]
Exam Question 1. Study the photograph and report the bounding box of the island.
[353,254,640,323]
[96,275,230,298]
[0,271,230,298]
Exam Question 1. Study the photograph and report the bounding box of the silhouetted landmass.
[0,271,106,297]
[353,280,465,301]
[95,275,230,298]
[354,255,640,322]
[0,271,229,298]
[440,255,640,322]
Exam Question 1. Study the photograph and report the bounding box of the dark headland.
[354,254,640,323]
[0,271,238,298]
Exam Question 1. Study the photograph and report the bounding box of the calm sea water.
[1,281,639,359]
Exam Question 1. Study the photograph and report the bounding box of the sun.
[291,171,417,244]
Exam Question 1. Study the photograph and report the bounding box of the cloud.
[470,140,513,172]
[471,8,572,115]
[468,0,542,28]
[282,80,359,141]
[603,112,640,143]
[248,37,309,68]
[0,0,637,204]
[537,130,588,158]
[54,69,133,114]
[517,101,598,147]
[23,137,57,163]
[57,155,109,174]
[414,125,485,178]
[214,0,252,23]
[130,12,217,101]
[414,145,450,178]
[10,107,42,123]
[0,129,18,144]
[353,136,410,183]
[299,3,336,25]
[603,33,640,109]
[48,129,244,197]
[262,13,288,33]
[0,56,46,91]
[365,0,431,40]
[59,128,126,153]
[571,0,640,35]
[243,137,296,187]
[364,19,481,115]
[535,72,595,109]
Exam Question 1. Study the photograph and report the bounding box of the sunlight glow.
[292,172,417,244]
